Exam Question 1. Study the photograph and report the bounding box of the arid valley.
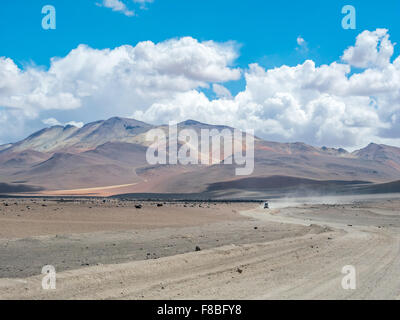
[1,194,399,299]
[1,116,400,300]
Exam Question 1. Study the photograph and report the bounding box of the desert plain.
[0,194,399,300]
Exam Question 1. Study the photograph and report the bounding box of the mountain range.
[1,117,400,198]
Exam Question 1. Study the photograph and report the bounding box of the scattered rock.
[135,204,142,209]
[195,246,201,252]
[237,268,243,274]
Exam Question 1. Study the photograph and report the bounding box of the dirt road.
[1,197,400,299]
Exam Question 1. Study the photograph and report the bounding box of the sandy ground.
[0,199,253,238]
[1,195,400,299]
[35,184,139,197]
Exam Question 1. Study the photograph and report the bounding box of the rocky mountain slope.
[0,117,400,195]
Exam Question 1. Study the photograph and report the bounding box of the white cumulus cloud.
[134,30,400,148]
[0,37,240,143]
[297,36,305,46]
[42,118,84,128]
[133,0,154,9]
[1,29,400,149]
[296,36,308,53]
[97,0,135,16]
[342,29,395,69]
[212,84,232,99]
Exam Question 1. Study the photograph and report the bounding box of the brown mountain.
[7,117,154,153]
[1,117,400,197]
[352,143,400,172]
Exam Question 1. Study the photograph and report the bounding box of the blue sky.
[2,0,399,75]
[1,0,400,148]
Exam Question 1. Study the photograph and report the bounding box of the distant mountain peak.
[103,116,152,126]
[177,119,234,131]
[357,143,390,153]
[104,116,126,123]
[367,142,381,148]
[353,142,400,168]
[179,119,207,126]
